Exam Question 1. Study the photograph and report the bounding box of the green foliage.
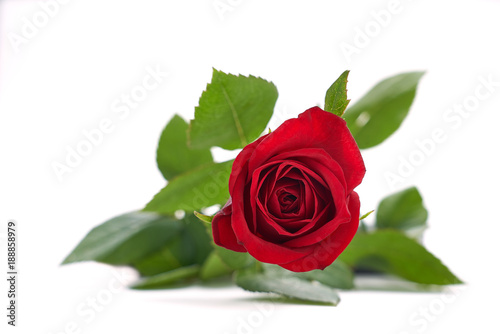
[324,70,350,116]
[156,114,213,180]
[339,230,462,285]
[300,260,354,290]
[188,69,278,150]
[236,264,341,305]
[376,187,428,232]
[199,251,233,280]
[144,160,233,214]
[359,210,374,221]
[344,72,425,149]
[131,265,200,290]
[132,214,212,276]
[62,212,182,265]
[194,211,214,224]
[215,245,255,270]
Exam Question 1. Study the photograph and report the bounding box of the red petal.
[278,191,361,272]
[228,134,268,194]
[247,107,365,193]
[211,200,246,252]
[279,162,349,248]
[230,170,313,264]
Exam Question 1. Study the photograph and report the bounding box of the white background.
[1,0,499,333]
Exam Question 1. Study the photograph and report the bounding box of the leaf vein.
[220,83,247,147]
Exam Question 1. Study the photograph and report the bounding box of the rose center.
[277,189,299,213]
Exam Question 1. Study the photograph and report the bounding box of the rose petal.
[250,163,279,232]
[256,160,330,219]
[259,158,348,249]
[255,202,330,242]
[247,107,365,193]
[280,169,347,247]
[250,156,345,243]
[228,134,268,193]
[271,148,347,194]
[231,170,313,264]
[278,191,361,272]
[281,204,348,248]
[268,177,301,217]
[212,200,246,252]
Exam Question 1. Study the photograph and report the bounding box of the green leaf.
[175,214,214,265]
[132,214,213,276]
[260,262,353,290]
[131,265,200,289]
[156,114,213,180]
[324,70,350,116]
[199,251,233,280]
[376,187,428,232]
[360,210,375,221]
[62,212,182,265]
[144,160,233,214]
[215,245,255,270]
[343,71,425,149]
[188,69,278,150]
[131,241,183,276]
[302,261,354,290]
[235,268,341,305]
[194,211,214,224]
[339,230,462,285]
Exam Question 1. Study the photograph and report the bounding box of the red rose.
[212,107,365,272]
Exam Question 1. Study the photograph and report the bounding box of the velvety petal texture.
[212,107,366,272]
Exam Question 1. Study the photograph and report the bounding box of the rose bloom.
[212,107,365,272]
